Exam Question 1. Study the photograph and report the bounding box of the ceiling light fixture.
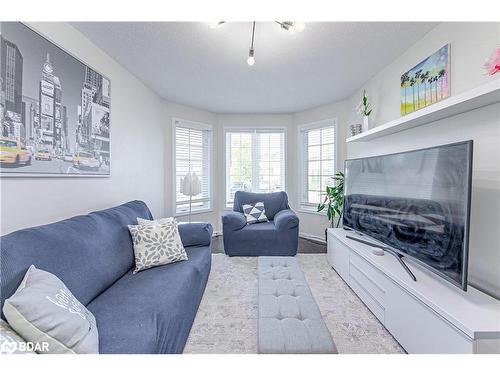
[275,21,305,33]
[209,21,305,66]
[209,21,226,29]
[247,22,256,66]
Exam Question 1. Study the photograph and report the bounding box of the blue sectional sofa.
[222,191,299,256]
[0,200,212,354]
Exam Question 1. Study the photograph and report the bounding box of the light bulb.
[292,22,305,32]
[247,48,255,66]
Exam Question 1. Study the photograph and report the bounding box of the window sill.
[174,208,213,218]
[296,207,327,216]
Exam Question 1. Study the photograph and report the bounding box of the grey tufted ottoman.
[258,256,337,354]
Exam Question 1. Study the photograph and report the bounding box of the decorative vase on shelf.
[362,116,370,132]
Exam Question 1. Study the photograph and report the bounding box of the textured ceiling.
[72,22,437,113]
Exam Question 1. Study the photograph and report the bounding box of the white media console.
[327,228,500,353]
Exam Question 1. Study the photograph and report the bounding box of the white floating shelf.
[346,79,500,143]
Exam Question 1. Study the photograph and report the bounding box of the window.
[225,129,285,207]
[299,120,337,210]
[174,119,212,215]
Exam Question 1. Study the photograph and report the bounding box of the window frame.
[172,117,213,217]
[223,127,287,209]
[298,118,338,213]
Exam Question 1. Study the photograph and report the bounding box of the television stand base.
[328,228,500,354]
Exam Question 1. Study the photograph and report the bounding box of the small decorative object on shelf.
[349,124,362,137]
[356,90,373,132]
[483,46,500,76]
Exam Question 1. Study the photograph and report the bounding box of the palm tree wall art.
[400,44,450,115]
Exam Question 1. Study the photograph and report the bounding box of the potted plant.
[317,171,344,241]
[356,90,373,132]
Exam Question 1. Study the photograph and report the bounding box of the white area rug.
[184,254,404,354]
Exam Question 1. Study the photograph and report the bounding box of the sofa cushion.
[3,265,99,354]
[87,245,211,354]
[233,191,289,220]
[128,220,187,273]
[0,200,153,317]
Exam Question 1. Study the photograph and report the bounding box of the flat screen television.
[343,140,473,290]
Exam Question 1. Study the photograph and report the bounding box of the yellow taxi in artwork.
[0,137,32,166]
[34,149,52,161]
[73,151,100,171]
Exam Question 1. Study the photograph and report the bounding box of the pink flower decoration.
[484,47,500,75]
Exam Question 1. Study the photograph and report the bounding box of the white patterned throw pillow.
[242,201,269,224]
[128,219,187,273]
[137,217,174,226]
[2,265,99,354]
[0,319,36,354]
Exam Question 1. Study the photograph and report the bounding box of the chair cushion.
[223,220,299,257]
[242,221,276,231]
[0,201,153,317]
[87,245,211,354]
[233,191,289,220]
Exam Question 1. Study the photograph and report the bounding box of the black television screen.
[343,141,473,290]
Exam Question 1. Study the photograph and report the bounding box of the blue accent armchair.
[222,191,299,256]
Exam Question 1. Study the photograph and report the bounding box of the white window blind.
[174,120,212,215]
[300,121,336,210]
[225,129,285,207]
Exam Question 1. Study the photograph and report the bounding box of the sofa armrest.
[274,209,299,231]
[222,211,247,231]
[177,222,213,247]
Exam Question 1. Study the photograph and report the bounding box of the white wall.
[345,22,500,299]
[0,22,168,234]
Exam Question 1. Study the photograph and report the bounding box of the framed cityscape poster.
[400,44,450,116]
[0,22,110,177]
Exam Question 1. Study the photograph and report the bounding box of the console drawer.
[349,252,387,306]
[385,281,473,353]
[348,273,386,324]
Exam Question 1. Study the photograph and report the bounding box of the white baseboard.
[299,232,326,244]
